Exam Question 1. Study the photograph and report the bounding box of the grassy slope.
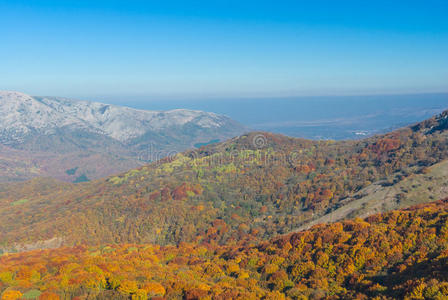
[298,159,448,230]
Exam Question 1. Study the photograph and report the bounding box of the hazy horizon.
[5,90,447,140]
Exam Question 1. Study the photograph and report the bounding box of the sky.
[1,0,447,100]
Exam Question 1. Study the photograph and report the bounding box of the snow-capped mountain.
[0,91,247,182]
[0,91,241,145]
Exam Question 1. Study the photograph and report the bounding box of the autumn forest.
[1,111,448,299]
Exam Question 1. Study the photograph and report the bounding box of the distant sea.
[100,93,448,140]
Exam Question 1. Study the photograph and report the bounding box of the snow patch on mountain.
[0,91,232,143]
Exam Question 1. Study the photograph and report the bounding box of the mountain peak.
[0,91,41,109]
[0,90,32,98]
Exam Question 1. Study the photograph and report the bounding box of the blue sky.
[1,0,447,99]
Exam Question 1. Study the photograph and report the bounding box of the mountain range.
[0,91,247,182]
[1,109,447,251]
[0,107,448,299]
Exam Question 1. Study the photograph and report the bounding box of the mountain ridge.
[0,91,242,144]
[0,91,248,182]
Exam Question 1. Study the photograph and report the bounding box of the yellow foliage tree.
[142,282,166,296]
[118,280,139,294]
[1,291,22,300]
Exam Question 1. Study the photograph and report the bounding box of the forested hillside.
[1,199,447,299]
[0,110,448,251]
